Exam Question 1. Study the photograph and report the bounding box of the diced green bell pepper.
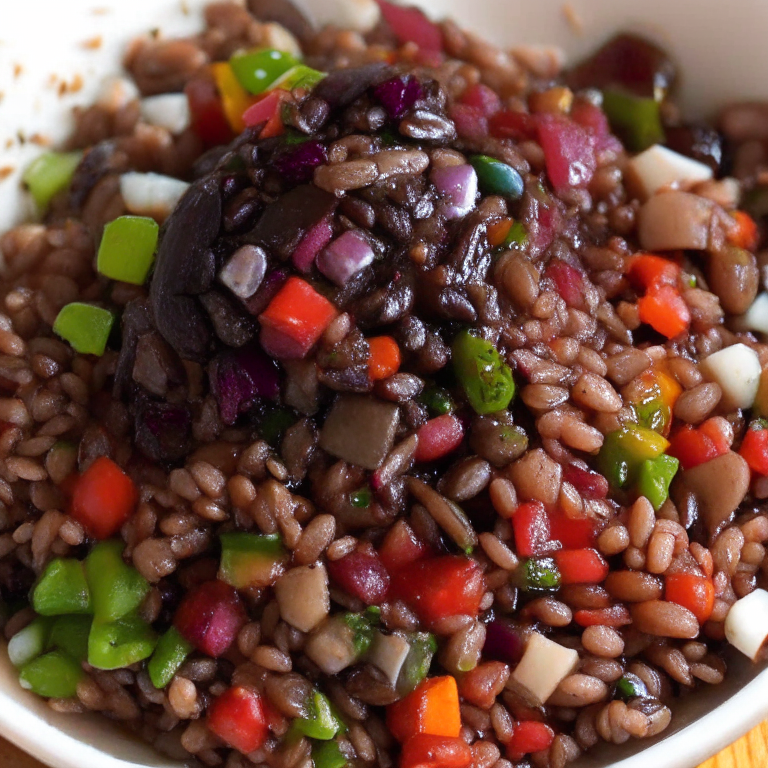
[230,48,300,94]
[19,650,84,699]
[452,330,515,414]
[597,423,669,490]
[503,221,527,248]
[23,151,82,212]
[85,540,150,623]
[48,615,92,662]
[349,487,372,508]
[258,407,296,448]
[313,740,347,768]
[637,453,679,511]
[97,215,159,285]
[293,690,344,740]
[341,612,376,656]
[8,617,53,668]
[53,303,115,357]
[33,558,92,616]
[148,626,194,689]
[218,532,287,589]
[395,631,437,696]
[632,395,671,434]
[420,386,456,416]
[470,155,524,199]
[272,64,326,92]
[520,557,561,593]
[87,614,157,670]
[601,89,665,152]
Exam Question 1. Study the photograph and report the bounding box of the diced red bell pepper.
[729,211,759,251]
[529,194,561,255]
[459,83,501,117]
[545,260,585,309]
[668,422,728,470]
[699,418,731,454]
[174,580,247,657]
[207,686,270,754]
[739,422,768,475]
[242,90,288,139]
[489,110,538,141]
[553,548,609,585]
[185,78,234,148]
[548,507,598,549]
[387,676,461,744]
[637,283,690,339]
[573,604,632,628]
[537,114,596,194]
[507,722,555,761]
[665,573,715,624]
[379,520,430,573]
[449,104,489,142]
[390,556,485,626]
[562,464,609,500]
[69,456,138,540]
[327,549,390,605]
[401,735,473,768]
[628,253,680,290]
[259,277,337,360]
[376,0,443,52]
[414,414,464,463]
[512,501,552,557]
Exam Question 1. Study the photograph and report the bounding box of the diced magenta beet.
[431,164,478,220]
[545,261,585,309]
[273,140,328,184]
[537,114,596,194]
[483,621,525,665]
[174,580,247,658]
[563,464,609,500]
[570,101,623,156]
[372,76,423,119]
[316,230,375,286]
[414,414,464,463]
[292,216,334,273]
[134,399,192,463]
[209,346,280,425]
[246,268,289,317]
[449,104,489,142]
[460,83,501,117]
[260,325,313,359]
[528,194,562,257]
[376,0,443,52]
[327,550,391,606]
[489,110,538,141]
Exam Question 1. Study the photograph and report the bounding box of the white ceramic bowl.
[1,1,768,766]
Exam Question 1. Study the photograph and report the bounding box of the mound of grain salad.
[6,1,768,766]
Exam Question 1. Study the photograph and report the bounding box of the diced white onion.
[700,342,762,410]
[627,144,713,200]
[725,588,768,660]
[304,617,359,675]
[368,631,410,686]
[96,76,139,112]
[274,563,330,633]
[743,293,768,335]
[119,172,189,220]
[312,0,381,32]
[510,632,579,706]
[140,93,191,135]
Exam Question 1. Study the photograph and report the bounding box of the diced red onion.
[292,215,334,273]
[246,268,289,317]
[273,140,329,184]
[327,550,391,605]
[372,75,423,119]
[317,230,375,286]
[260,325,312,360]
[430,164,478,220]
[210,345,280,424]
[219,244,267,299]
[563,464,609,500]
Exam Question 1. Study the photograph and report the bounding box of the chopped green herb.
[350,487,372,508]
[521,557,562,593]
[452,330,515,414]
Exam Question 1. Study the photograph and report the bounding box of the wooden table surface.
[1,721,767,767]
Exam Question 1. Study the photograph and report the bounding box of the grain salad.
[3,2,768,767]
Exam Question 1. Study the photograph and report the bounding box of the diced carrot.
[259,277,337,359]
[487,219,513,248]
[69,457,138,540]
[553,548,609,585]
[628,253,680,290]
[637,283,690,339]
[729,211,759,251]
[665,573,715,624]
[211,62,257,134]
[387,676,462,744]
[368,336,401,381]
[401,735,473,768]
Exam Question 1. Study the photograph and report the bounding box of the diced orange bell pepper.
[368,336,401,381]
[637,283,690,339]
[387,676,461,744]
[665,573,715,624]
[729,211,759,251]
